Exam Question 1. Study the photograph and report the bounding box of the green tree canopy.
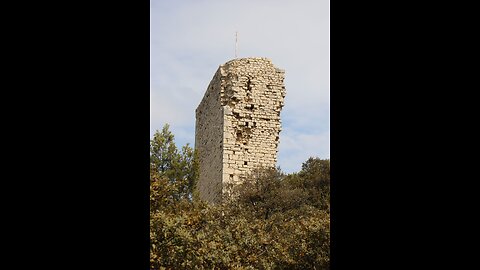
[150,124,198,203]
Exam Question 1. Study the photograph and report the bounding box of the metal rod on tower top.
[235,31,238,58]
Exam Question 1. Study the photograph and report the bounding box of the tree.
[298,157,330,211]
[150,124,202,269]
[150,124,198,202]
[222,164,330,269]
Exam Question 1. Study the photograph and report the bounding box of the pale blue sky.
[150,0,329,173]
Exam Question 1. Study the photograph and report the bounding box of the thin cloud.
[278,129,330,173]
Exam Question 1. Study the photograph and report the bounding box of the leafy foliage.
[150,124,198,202]
[150,124,330,269]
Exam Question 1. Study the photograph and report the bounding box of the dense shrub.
[150,124,330,269]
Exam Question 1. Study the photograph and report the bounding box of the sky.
[151,0,329,173]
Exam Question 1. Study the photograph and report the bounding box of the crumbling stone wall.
[195,57,286,203]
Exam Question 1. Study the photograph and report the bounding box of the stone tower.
[195,57,286,203]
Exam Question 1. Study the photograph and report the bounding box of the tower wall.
[195,57,286,203]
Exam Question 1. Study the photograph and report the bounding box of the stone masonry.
[195,57,286,203]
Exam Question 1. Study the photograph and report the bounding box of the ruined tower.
[195,57,286,203]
